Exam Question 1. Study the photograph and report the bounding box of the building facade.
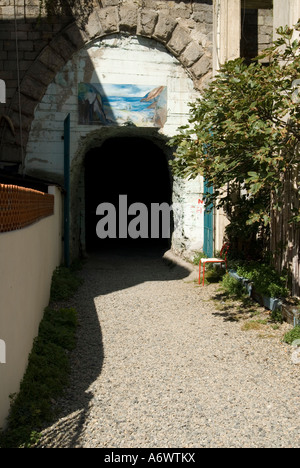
[0,0,298,259]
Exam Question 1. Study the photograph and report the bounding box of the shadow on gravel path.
[37,246,194,448]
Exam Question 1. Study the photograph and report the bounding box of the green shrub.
[205,265,226,284]
[235,263,289,299]
[221,274,247,298]
[271,308,284,324]
[283,326,300,345]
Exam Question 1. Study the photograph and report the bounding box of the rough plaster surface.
[25,35,204,257]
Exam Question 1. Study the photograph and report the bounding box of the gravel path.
[38,247,300,448]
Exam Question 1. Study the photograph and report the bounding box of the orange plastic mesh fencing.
[0,184,54,233]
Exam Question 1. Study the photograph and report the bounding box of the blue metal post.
[203,130,214,258]
[203,179,214,258]
[64,114,70,267]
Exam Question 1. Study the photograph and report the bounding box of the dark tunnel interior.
[84,137,173,252]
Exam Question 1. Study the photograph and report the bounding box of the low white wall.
[0,186,63,429]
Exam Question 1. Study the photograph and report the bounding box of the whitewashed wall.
[25,35,204,256]
[0,187,62,428]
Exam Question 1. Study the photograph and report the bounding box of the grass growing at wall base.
[0,307,77,448]
[50,265,83,302]
[0,263,82,448]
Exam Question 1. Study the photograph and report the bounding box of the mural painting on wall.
[78,83,168,128]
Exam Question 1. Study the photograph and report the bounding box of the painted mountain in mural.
[78,83,168,128]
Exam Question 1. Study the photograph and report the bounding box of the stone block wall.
[0,0,214,166]
[257,7,273,54]
[0,1,71,103]
[240,7,273,62]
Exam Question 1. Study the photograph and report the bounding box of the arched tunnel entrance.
[84,136,173,253]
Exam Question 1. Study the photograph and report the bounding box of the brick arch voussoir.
[11,5,212,151]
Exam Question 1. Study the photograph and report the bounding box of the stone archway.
[23,30,206,259]
[6,3,213,162]
[18,1,213,260]
[70,125,174,257]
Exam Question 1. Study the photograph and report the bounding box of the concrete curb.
[162,249,198,282]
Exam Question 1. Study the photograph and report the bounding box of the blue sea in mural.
[78,83,167,127]
[102,95,155,123]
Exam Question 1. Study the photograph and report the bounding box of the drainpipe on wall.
[13,0,24,174]
[64,114,71,268]
[213,0,222,76]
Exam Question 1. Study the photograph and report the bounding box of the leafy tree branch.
[169,23,300,257]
